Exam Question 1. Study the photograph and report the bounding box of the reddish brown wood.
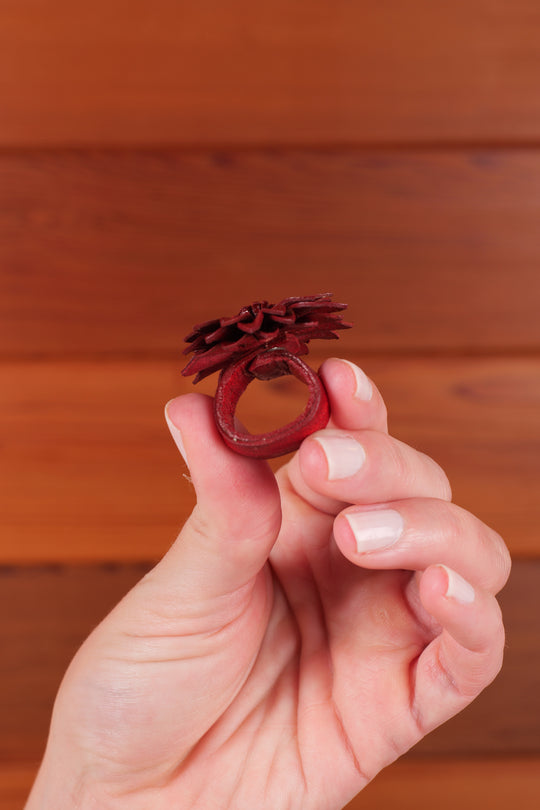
[2,151,540,356]
[3,2,540,146]
[345,757,540,810]
[1,3,538,800]
[0,565,151,763]
[0,765,38,810]
[0,356,538,563]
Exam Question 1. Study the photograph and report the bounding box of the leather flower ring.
[182,294,351,459]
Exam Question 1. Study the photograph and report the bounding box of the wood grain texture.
[3,2,540,146]
[1,356,538,563]
[0,564,150,763]
[2,2,537,801]
[0,561,537,766]
[345,757,540,809]
[0,765,39,810]
[8,757,540,810]
[2,150,540,356]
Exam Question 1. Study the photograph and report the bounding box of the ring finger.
[334,497,511,595]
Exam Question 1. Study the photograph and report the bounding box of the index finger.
[320,358,389,434]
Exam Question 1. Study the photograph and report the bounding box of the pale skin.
[26,358,511,809]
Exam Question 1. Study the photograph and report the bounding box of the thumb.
[161,392,282,600]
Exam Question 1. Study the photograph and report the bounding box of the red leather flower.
[182,294,351,458]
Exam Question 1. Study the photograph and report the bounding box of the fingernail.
[313,434,366,480]
[344,509,404,553]
[439,565,475,605]
[165,400,188,464]
[340,359,373,401]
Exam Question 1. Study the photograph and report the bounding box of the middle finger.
[287,428,452,514]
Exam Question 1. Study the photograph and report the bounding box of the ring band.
[213,349,330,459]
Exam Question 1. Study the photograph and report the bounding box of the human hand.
[26,359,510,810]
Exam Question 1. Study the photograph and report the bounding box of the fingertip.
[297,431,332,481]
[165,391,213,430]
[416,565,505,704]
[418,564,500,660]
[165,396,190,464]
[286,433,348,516]
[165,391,281,529]
[421,564,476,608]
[419,563,446,606]
[321,357,373,402]
[166,392,225,469]
[319,357,388,433]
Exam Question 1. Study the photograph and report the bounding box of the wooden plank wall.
[1,2,539,807]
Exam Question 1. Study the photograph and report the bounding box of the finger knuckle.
[422,452,452,501]
[386,436,452,502]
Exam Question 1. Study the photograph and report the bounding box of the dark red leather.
[182,294,350,458]
[213,349,330,459]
